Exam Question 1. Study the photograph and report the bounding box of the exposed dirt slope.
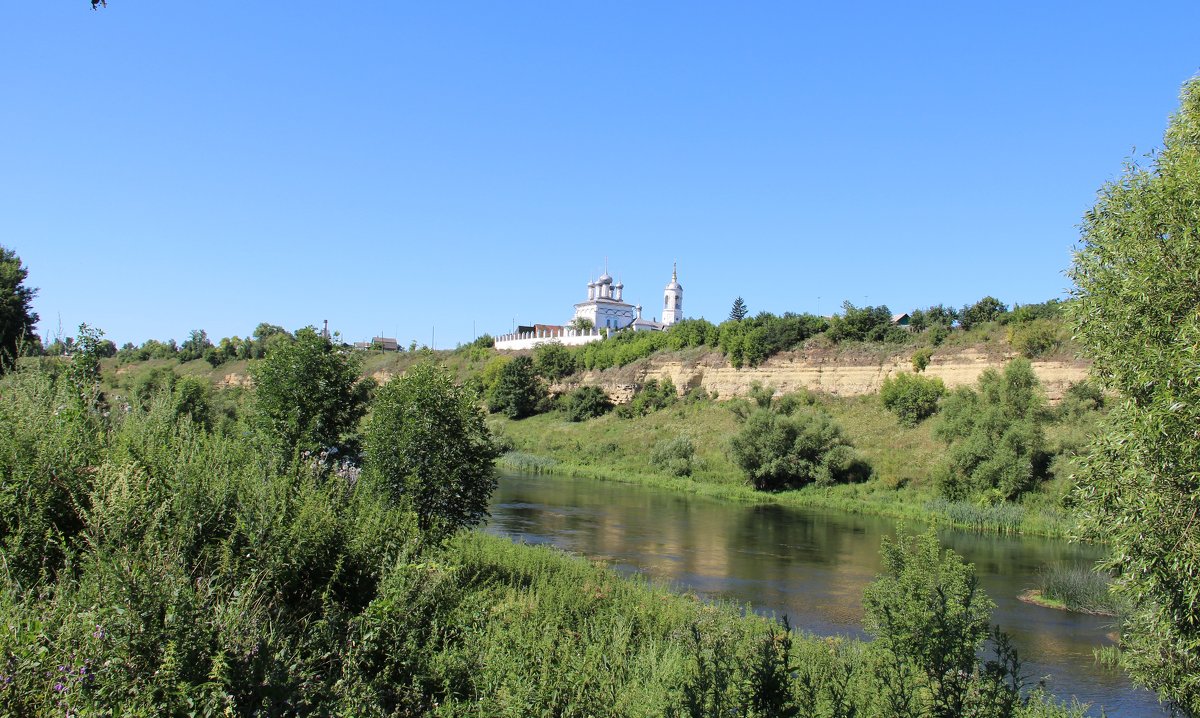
[565,348,1089,404]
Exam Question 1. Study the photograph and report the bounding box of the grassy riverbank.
[490,393,1086,538]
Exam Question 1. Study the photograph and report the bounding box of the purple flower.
[55,682,65,693]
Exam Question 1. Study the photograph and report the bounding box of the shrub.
[560,385,613,422]
[616,378,677,418]
[729,407,870,491]
[1057,379,1105,419]
[487,355,545,419]
[534,341,577,381]
[1007,318,1067,358]
[880,372,945,426]
[863,531,1021,717]
[933,359,1050,501]
[911,347,933,372]
[827,302,905,343]
[650,435,696,476]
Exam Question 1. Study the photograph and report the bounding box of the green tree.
[863,532,1020,718]
[933,358,1049,501]
[827,301,903,343]
[533,341,577,381]
[728,296,748,322]
[487,355,544,419]
[251,326,368,459]
[363,362,499,540]
[0,245,39,366]
[958,296,1008,330]
[880,372,945,426]
[178,329,212,362]
[1068,76,1200,714]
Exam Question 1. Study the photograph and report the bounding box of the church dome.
[597,273,613,284]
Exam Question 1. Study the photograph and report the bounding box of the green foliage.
[559,385,613,422]
[650,435,696,476]
[862,532,1021,718]
[250,326,368,459]
[487,355,544,419]
[533,341,577,381]
[718,313,828,368]
[0,368,103,588]
[177,328,212,363]
[1003,299,1064,325]
[880,372,946,426]
[0,245,39,367]
[1007,318,1067,358]
[908,304,958,333]
[827,302,905,344]
[728,296,748,322]
[933,359,1050,501]
[729,407,870,491]
[364,362,499,541]
[1067,76,1200,713]
[616,378,678,418]
[1056,379,1105,420]
[911,347,933,372]
[959,296,1008,331]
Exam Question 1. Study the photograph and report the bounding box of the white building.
[495,264,684,350]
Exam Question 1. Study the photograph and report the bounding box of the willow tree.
[1068,76,1200,714]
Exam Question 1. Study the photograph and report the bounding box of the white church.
[494,264,684,351]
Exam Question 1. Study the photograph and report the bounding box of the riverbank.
[490,394,1086,538]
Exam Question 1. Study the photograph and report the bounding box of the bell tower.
[662,263,683,326]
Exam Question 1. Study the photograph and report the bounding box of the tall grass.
[1038,563,1123,616]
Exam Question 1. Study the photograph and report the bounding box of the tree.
[933,358,1049,501]
[0,246,39,367]
[728,296,748,322]
[863,532,1020,718]
[251,326,368,459]
[533,341,577,381]
[178,329,212,363]
[958,296,1008,330]
[1067,76,1200,714]
[826,301,903,343]
[487,355,544,419]
[363,362,500,540]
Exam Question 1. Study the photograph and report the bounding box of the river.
[486,470,1165,717]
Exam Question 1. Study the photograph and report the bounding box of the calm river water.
[487,470,1166,717]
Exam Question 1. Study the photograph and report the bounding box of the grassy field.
[490,392,1081,538]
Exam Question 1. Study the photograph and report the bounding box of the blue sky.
[5,2,1198,348]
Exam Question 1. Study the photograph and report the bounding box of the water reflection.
[487,471,1165,717]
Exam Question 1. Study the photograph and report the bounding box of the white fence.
[494,327,607,351]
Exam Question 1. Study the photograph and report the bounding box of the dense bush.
[650,435,696,476]
[730,407,870,491]
[933,359,1050,501]
[863,532,1021,717]
[487,355,545,419]
[616,378,678,418]
[533,341,578,381]
[559,385,613,422]
[880,372,946,426]
[827,302,905,344]
[1007,318,1067,358]
[911,347,933,372]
